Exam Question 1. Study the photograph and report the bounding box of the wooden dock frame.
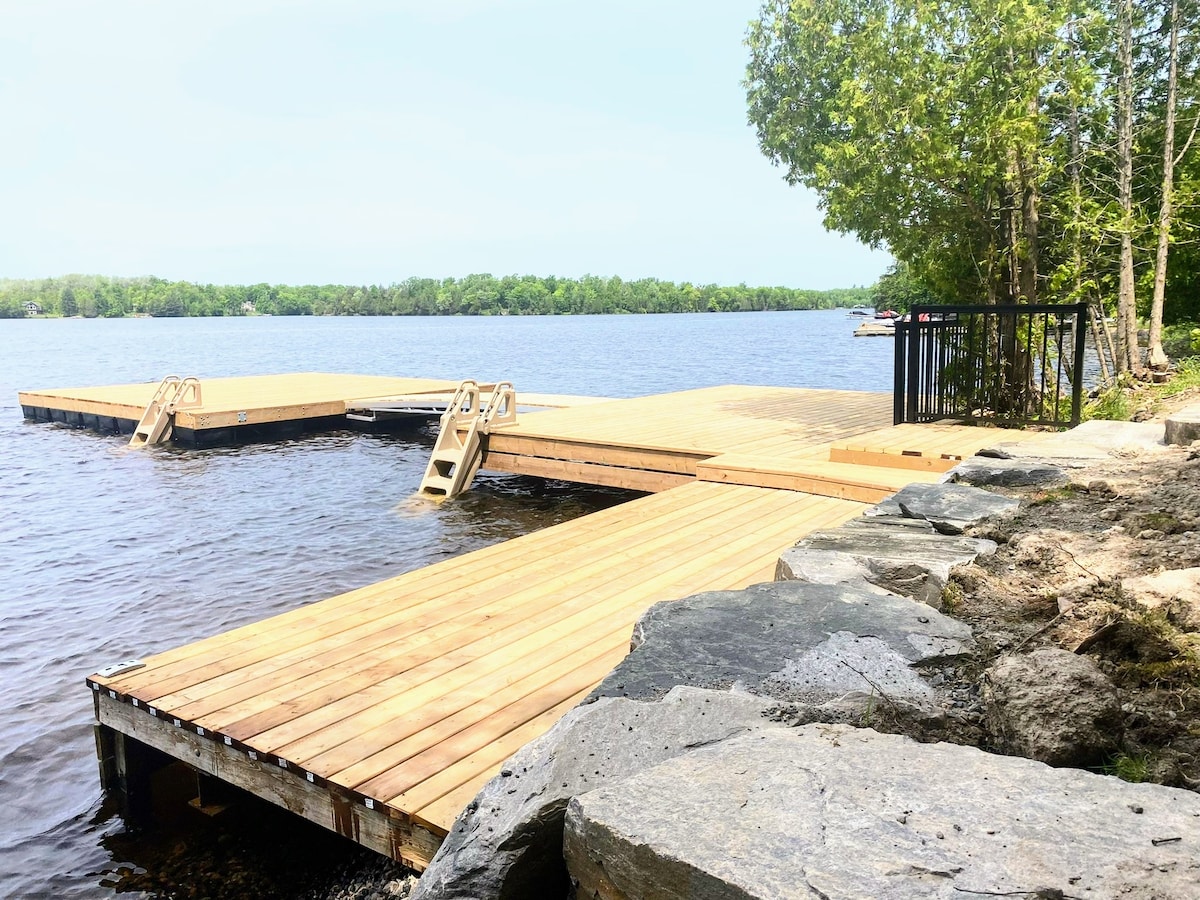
[18,373,470,447]
[75,380,1042,871]
[93,691,443,869]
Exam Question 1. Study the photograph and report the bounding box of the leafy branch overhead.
[746,0,1200,370]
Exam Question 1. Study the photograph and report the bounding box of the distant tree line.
[0,274,871,319]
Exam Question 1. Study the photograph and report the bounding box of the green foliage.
[868,262,943,313]
[1085,383,1133,420]
[1104,753,1149,783]
[746,0,1199,332]
[1155,356,1200,397]
[0,274,871,319]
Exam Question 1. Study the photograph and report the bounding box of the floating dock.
[59,375,1036,870]
[19,373,464,446]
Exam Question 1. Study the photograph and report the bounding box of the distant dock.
[54,374,1026,869]
[18,372,616,447]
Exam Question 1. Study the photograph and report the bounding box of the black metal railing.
[894,303,1089,428]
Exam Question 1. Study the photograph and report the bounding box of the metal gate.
[894,303,1088,428]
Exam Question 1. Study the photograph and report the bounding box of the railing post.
[906,308,923,423]
[893,319,908,424]
[1072,302,1088,425]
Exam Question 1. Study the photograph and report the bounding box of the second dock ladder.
[418,380,516,499]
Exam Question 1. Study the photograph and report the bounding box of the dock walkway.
[90,482,866,868]
[72,378,1037,870]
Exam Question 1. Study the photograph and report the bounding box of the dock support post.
[95,723,159,826]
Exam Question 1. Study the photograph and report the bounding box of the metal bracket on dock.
[129,376,203,447]
[94,658,145,678]
[417,380,516,500]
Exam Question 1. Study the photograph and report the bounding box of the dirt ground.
[947,390,1200,789]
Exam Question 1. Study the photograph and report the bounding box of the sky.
[0,0,892,289]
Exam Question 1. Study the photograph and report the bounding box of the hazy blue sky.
[0,1,891,288]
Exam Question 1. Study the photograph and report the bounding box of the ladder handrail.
[129,375,202,447]
[480,381,516,432]
[417,379,517,500]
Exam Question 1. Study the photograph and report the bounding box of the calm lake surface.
[0,311,891,898]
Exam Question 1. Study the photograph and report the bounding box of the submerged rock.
[984,648,1122,767]
[564,725,1200,900]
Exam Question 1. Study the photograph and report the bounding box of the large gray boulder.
[589,581,973,709]
[410,687,782,900]
[1166,404,1200,446]
[868,482,1019,535]
[777,518,997,606]
[564,726,1200,900]
[984,648,1123,767]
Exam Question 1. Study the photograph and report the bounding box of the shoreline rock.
[565,726,1200,900]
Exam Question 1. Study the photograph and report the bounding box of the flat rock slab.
[950,456,1069,487]
[411,687,781,900]
[777,518,997,606]
[987,419,1169,460]
[589,581,973,704]
[869,482,1018,534]
[564,725,1200,900]
[1166,404,1200,446]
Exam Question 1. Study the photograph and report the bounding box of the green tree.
[60,286,78,317]
[747,0,1093,306]
[870,263,943,313]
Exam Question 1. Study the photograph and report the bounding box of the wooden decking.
[482,385,896,493]
[90,482,867,869]
[829,423,1056,472]
[81,380,1043,870]
[19,373,464,441]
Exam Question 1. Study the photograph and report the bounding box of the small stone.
[984,649,1122,767]
[1137,529,1165,540]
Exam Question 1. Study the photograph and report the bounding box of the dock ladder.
[418,380,517,499]
[129,376,203,447]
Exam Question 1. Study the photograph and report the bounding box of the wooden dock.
[74,377,1037,870]
[481,385,897,493]
[89,482,867,868]
[19,373,465,446]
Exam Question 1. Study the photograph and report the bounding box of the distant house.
[24,301,42,316]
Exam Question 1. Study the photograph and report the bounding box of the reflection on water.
[0,311,888,897]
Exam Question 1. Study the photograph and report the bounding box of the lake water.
[0,311,891,898]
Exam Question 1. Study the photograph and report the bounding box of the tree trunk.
[1115,0,1140,375]
[1148,0,1180,371]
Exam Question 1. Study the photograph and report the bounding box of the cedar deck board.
[84,384,1055,866]
[88,482,866,843]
